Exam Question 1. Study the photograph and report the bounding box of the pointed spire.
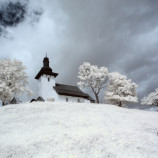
[43,54,49,67]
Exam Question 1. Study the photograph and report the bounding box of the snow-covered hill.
[0,102,158,158]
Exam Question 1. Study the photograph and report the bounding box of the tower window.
[48,78,50,82]
[66,98,68,102]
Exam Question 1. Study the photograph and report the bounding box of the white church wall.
[84,99,91,103]
[58,95,90,103]
[37,74,90,103]
[38,74,59,101]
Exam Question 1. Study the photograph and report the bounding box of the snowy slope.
[0,102,158,158]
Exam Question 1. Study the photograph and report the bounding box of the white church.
[35,56,95,103]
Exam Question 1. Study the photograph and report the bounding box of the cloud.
[0,0,158,103]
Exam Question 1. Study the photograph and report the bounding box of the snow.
[0,102,158,158]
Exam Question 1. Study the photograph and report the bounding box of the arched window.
[48,78,50,82]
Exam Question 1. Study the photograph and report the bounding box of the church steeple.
[35,55,58,79]
[43,56,49,67]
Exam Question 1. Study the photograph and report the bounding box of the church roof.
[35,56,58,79]
[35,67,58,79]
[87,95,95,102]
[54,83,94,100]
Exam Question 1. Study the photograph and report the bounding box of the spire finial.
[43,53,49,67]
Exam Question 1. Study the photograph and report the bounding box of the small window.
[78,99,80,102]
[48,78,50,82]
[66,98,68,102]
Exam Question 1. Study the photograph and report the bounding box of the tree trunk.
[118,101,122,107]
[94,93,99,104]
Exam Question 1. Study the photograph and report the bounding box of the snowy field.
[0,102,158,158]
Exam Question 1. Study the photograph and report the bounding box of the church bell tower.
[35,56,58,100]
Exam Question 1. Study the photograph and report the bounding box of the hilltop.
[0,102,158,158]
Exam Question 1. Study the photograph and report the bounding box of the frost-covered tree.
[0,59,33,106]
[105,72,138,107]
[141,88,158,106]
[78,62,108,103]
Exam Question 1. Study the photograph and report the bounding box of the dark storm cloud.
[0,0,43,37]
[0,0,158,103]
[0,1,27,27]
[56,0,158,100]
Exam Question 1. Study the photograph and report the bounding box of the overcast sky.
[0,0,158,103]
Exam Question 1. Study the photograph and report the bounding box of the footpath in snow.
[0,102,158,158]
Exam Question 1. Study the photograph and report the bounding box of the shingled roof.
[54,83,93,100]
